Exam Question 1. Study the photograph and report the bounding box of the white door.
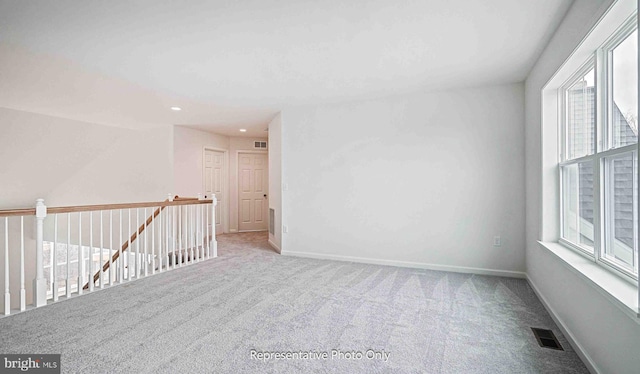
[238,153,268,231]
[204,149,225,234]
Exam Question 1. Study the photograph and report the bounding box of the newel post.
[211,195,217,258]
[33,198,47,307]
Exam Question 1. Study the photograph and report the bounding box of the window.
[559,16,638,280]
[610,29,638,148]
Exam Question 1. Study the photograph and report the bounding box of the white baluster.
[167,195,174,269]
[183,206,187,264]
[198,204,202,261]
[184,205,188,262]
[166,205,170,268]
[184,205,188,264]
[200,205,209,258]
[189,205,194,263]
[195,204,199,261]
[196,194,201,261]
[78,213,83,296]
[182,205,186,262]
[66,213,71,298]
[135,208,140,279]
[193,204,198,261]
[99,211,104,289]
[119,210,123,283]
[127,209,131,280]
[34,199,48,307]
[177,205,182,267]
[193,204,198,262]
[195,205,199,262]
[88,212,94,292]
[151,208,156,275]
[200,203,204,260]
[172,204,177,268]
[20,217,25,311]
[109,210,113,286]
[205,200,210,259]
[4,217,10,315]
[158,208,163,272]
[170,204,175,269]
[212,196,218,258]
[199,205,203,260]
[144,208,148,277]
[53,214,58,301]
[48,253,53,292]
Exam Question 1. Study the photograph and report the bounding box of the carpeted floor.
[0,232,588,373]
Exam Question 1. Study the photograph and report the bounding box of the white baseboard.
[268,239,281,254]
[280,250,526,279]
[526,276,600,374]
[229,229,238,233]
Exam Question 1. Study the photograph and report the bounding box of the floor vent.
[531,328,564,350]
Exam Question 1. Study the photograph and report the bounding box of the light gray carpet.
[0,232,588,373]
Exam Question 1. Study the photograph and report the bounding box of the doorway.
[203,148,227,234]
[238,152,268,232]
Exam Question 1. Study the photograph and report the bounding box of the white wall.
[0,107,174,207]
[0,107,174,311]
[281,83,526,275]
[268,113,282,252]
[525,0,640,373]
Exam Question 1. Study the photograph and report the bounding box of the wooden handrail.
[0,208,36,217]
[49,198,209,214]
[0,196,209,217]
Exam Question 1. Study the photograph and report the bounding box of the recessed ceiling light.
[170,107,182,111]
[239,129,247,132]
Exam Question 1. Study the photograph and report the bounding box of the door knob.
[264,194,267,198]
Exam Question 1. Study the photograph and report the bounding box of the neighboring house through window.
[559,17,638,280]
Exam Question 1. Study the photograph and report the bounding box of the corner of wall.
[268,112,283,251]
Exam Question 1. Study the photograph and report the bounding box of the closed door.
[238,153,268,231]
[204,149,225,234]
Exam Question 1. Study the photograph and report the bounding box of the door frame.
[236,150,268,232]
[203,147,229,234]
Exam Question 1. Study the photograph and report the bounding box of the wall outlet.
[493,236,501,247]
[283,225,288,233]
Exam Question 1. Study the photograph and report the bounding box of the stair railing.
[0,193,217,316]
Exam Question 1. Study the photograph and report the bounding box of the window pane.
[611,29,638,149]
[562,161,595,251]
[603,152,638,274]
[566,69,596,159]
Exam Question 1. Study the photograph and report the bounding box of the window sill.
[538,241,639,323]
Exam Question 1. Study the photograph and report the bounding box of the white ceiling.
[0,0,573,136]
